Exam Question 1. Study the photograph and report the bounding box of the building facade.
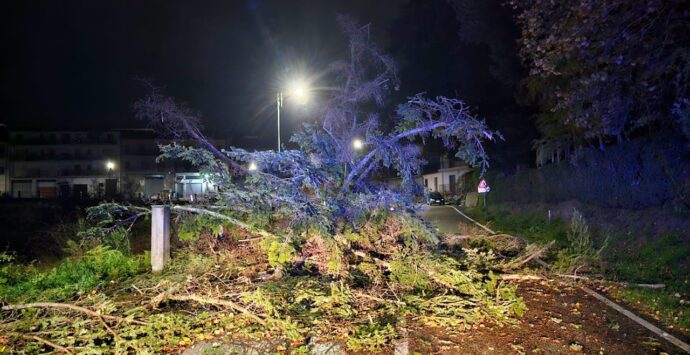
[3,128,224,200]
[7,130,121,198]
[422,166,472,194]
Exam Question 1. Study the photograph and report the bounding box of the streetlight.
[277,78,311,153]
[248,161,258,171]
[352,138,364,151]
[344,138,365,176]
[106,161,115,171]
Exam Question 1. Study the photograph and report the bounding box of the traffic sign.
[477,178,490,193]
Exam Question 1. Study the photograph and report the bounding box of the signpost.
[477,178,490,207]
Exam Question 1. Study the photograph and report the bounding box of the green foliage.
[553,210,607,273]
[260,237,297,268]
[611,286,690,331]
[76,225,132,255]
[609,232,690,284]
[346,322,396,352]
[177,214,225,241]
[0,252,28,288]
[0,246,145,302]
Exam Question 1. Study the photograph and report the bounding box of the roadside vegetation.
[0,204,534,353]
[463,204,690,332]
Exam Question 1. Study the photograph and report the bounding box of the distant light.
[106,161,115,170]
[248,162,258,171]
[352,138,364,150]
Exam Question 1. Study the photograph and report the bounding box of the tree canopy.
[510,0,690,162]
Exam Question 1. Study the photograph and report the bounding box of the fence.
[488,134,690,209]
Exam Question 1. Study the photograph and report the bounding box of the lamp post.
[106,161,115,175]
[344,138,364,177]
[276,79,310,153]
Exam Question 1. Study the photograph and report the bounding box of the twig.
[131,284,144,295]
[237,237,262,243]
[1,303,147,325]
[166,294,267,325]
[500,274,544,281]
[172,206,275,239]
[10,333,72,354]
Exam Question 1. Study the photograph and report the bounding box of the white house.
[422,166,472,194]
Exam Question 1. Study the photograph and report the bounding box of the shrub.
[553,210,607,274]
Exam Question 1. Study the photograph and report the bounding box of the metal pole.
[277,92,282,153]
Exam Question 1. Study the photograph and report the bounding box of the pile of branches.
[0,208,527,353]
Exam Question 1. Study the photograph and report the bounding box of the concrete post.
[151,205,170,273]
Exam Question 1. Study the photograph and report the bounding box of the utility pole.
[276,92,283,153]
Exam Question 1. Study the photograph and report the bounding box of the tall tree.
[510,0,690,158]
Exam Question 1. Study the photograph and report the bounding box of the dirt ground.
[407,279,685,354]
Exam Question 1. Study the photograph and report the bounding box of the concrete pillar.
[151,205,170,272]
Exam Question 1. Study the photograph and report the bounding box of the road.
[419,205,468,235]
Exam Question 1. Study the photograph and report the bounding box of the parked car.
[427,192,445,205]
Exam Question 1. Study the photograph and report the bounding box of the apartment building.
[7,130,121,198]
[4,128,225,200]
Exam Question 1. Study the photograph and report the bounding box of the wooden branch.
[172,206,275,239]
[167,294,266,325]
[1,303,147,325]
[500,274,544,281]
[513,241,554,268]
[10,333,72,354]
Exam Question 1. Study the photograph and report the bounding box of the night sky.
[0,0,534,166]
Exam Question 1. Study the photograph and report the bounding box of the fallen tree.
[1,17,520,353]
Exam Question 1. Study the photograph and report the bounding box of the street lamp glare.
[352,138,364,150]
[248,162,258,171]
[106,161,115,170]
[287,79,310,104]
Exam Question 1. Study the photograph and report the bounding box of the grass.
[464,206,569,246]
[462,205,690,333]
[0,247,147,303]
[611,286,690,331]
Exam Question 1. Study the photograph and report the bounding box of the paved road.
[419,205,468,235]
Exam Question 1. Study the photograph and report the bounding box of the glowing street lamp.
[247,161,258,171]
[352,138,364,151]
[106,161,115,171]
[277,77,311,153]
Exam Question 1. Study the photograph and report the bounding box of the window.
[424,179,428,187]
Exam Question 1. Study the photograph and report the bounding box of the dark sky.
[0,0,535,166]
[0,1,405,137]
